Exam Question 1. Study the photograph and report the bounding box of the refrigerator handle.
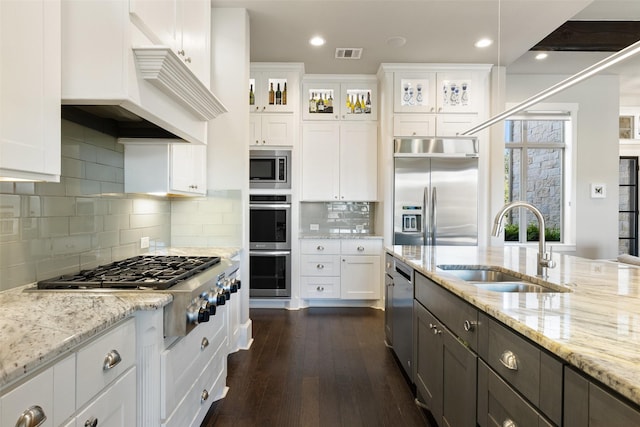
[423,186,429,244]
[431,186,438,246]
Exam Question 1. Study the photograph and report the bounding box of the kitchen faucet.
[492,201,556,278]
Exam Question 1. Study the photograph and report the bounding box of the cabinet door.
[250,70,296,113]
[177,0,210,85]
[129,0,177,47]
[394,72,437,113]
[302,82,341,120]
[393,114,436,137]
[1,367,54,427]
[436,113,479,136]
[340,82,377,121]
[73,368,136,427]
[339,122,378,201]
[301,123,340,201]
[0,0,60,181]
[171,144,206,195]
[414,302,443,420]
[261,114,294,146]
[436,72,479,113]
[340,255,380,299]
[441,330,477,427]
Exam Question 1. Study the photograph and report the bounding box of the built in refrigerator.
[393,137,479,246]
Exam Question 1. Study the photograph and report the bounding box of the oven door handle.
[249,204,291,209]
[249,250,291,256]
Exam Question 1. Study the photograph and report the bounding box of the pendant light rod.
[461,38,640,136]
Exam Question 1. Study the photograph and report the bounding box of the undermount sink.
[437,265,571,293]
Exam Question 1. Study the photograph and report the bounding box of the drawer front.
[161,314,227,418]
[300,276,341,299]
[76,318,136,409]
[340,239,382,255]
[300,254,341,276]
[415,272,478,350]
[477,361,552,427]
[486,318,540,407]
[300,239,340,254]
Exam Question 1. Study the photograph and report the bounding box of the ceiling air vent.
[335,48,363,59]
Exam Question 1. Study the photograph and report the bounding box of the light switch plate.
[140,236,150,249]
[310,224,319,231]
[591,183,606,199]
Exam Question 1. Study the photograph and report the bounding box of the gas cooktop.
[37,255,221,290]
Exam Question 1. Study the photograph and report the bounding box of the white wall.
[506,74,620,259]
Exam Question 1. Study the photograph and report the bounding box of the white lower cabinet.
[300,238,382,300]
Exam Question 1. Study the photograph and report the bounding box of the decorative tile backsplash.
[0,120,243,291]
[300,202,375,235]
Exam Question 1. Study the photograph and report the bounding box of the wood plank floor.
[202,307,434,427]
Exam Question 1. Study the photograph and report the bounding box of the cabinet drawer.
[76,318,136,409]
[393,114,436,137]
[415,272,478,350]
[480,316,562,425]
[161,314,227,418]
[340,239,382,255]
[300,239,340,254]
[477,360,553,427]
[300,255,341,276]
[300,276,341,299]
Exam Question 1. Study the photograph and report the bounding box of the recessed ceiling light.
[475,38,493,48]
[535,52,549,60]
[387,36,407,47]
[309,36,325,47]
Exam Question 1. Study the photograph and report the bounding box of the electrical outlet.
[140,236,150,249]
[310,224,319,231]
[591,183,606,199]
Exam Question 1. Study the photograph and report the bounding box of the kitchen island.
[386,244,640,412]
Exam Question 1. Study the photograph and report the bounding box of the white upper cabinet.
[393,72,437,113]
[302,78,378,121]
[435,71,480,113]
[0,0,61,181]
[129,0,210,85]
[249,66,301,114]
[250,114,295,146]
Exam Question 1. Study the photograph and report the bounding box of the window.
[503,116,569,243]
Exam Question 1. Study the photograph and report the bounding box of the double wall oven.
[249,194,291,298]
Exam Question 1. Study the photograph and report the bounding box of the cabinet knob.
[255,140,259,144]
[201,337,209,350]
[433,328,442,335]
[463,320,477,332]
[103,349,122,371]
[316,245,324,251]
[255,106,259,111]
[335,115,339,119]
[15,405,47,427]
[184,57,191,63]
[499,350,519,371]
[316,264,324,269]
[177,49,185,56]
[201,389,209,403]
[503,419,517,427]
[84,417,98,427]
[412,132,417,136]
[357,246,364,252]
[262,106,266,111]
[316,286,324,292]
[262,140,266,144]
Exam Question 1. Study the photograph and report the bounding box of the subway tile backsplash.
[0,120,242,291]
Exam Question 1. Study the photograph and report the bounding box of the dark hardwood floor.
[202,307,433,427]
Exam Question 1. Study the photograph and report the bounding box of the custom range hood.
[61,0,226,144]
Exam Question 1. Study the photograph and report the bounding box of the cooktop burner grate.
[37,255,221,290]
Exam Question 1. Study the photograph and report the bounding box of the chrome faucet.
[492,201,556,278]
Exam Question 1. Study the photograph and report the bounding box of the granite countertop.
[386,245,640,406]
[0,246,241,390]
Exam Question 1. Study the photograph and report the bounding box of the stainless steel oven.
[249,194,291,297]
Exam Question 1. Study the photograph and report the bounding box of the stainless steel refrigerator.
[393,137,479,246]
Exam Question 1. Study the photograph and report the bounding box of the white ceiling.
[211,0,640,99]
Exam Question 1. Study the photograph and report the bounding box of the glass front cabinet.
[249,67,300,113]
[302,78,377,121]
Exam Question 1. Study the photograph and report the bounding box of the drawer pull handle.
[357,246,364,252]
[503,419,517,427]
[499,350,519,371]
[433,328,442,335]
[317,245,324,251]
[15,405,47,427]
[463,320,476,332]
[429,323,436,329]
[201,389,210,403]
[201,337,209,350]
[316,286,324,292]
[103,349,122,371]
[84,417,98,427]
[316,264,324,269]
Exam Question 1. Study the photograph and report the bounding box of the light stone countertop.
[387,245,640,406]
[0,247,241,390]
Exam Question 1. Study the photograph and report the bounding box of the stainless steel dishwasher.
[386,255,414,382]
